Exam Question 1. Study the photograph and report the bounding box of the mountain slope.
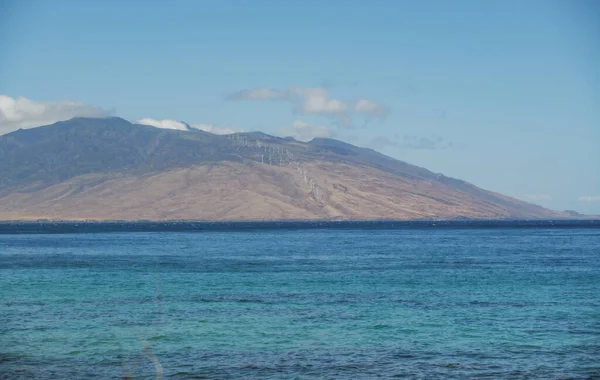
[0,117,566,220]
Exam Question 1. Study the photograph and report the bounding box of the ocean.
[1,221,599,379]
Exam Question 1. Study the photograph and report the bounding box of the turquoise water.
[1,227,599,379]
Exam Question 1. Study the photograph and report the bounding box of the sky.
[0,0,599,214]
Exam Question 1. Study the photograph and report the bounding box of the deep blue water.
[1,223,599,379]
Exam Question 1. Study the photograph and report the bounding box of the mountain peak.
[0,118,567,221]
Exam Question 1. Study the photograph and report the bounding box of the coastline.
[1,218,599,234]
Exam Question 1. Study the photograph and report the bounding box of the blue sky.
[1,0,599,213]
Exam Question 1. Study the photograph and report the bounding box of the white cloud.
[578,195,600,203]
[299,96,345,114]
[278,120,330,142]
[136,118,189,131]
[227,86,388,125]
[190,123,236,135]
[292,87,347,115]
[227,88,288,100]
[522,194,554,201]
[0,95,110,135]
[354,99,388,116]
[136,118,236,135]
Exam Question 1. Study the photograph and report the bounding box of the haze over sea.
[1,221,599,379]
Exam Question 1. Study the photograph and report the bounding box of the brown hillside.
[0,117,566,221]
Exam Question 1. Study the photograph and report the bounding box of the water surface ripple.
[1,226,599,379]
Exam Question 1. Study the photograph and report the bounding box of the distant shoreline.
[0,219,599,234]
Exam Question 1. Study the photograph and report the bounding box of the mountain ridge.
[0,117,569,221]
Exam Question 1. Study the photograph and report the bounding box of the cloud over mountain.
[136,118,236,135]
[293,87,347,116]
[278,120,331,142]
[136,118,190,131]
[0,95,110,135]
[227,86,388,126]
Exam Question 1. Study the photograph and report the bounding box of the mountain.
[0,117,567,221]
